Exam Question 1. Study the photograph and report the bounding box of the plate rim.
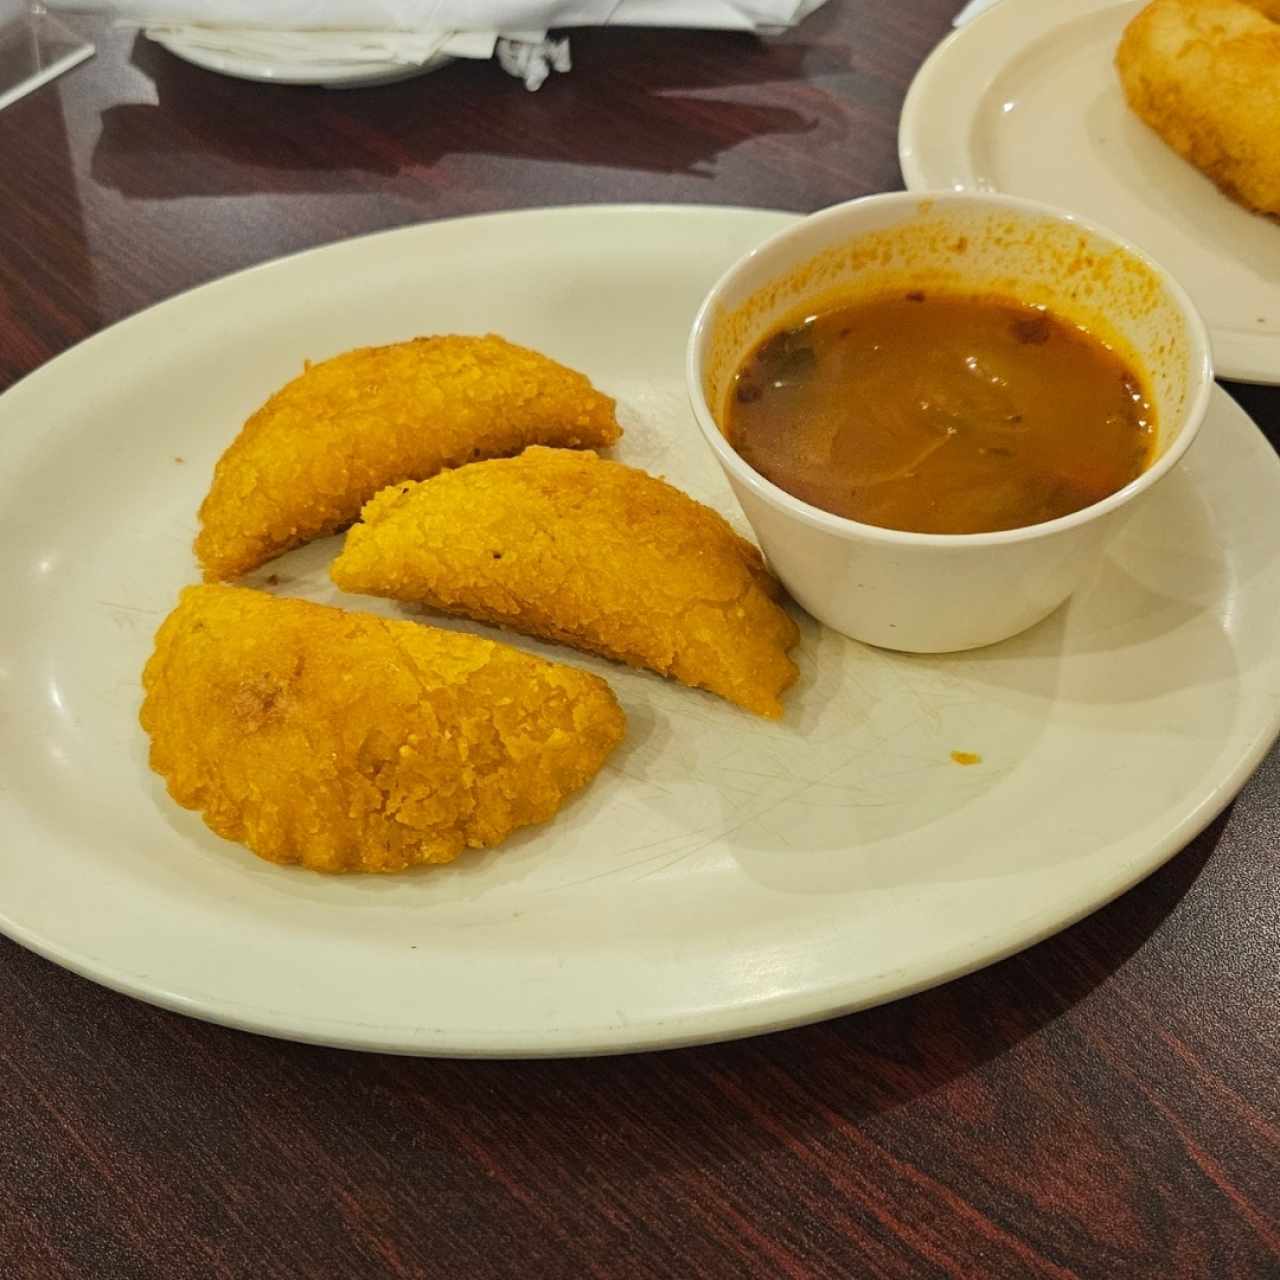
[0,204,794,408]
[897,0,1280,386]
[1,205,1278,1057]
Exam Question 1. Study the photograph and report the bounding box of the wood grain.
[1,4,1278,1277]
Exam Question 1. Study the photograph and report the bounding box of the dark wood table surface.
[3,4,1278,1276]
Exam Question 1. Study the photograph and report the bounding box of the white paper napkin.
[48,1,828,32]
[48,0,828,86]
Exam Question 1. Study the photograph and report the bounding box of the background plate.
[1,206,1279,1056]
[899,0,1280,385]
[150,32,451,87]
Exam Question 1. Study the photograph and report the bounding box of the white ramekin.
[686,191,1213,652]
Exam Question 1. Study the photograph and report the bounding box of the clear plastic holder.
[0,2,94,112]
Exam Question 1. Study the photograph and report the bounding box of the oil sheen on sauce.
[727,291,1156,535]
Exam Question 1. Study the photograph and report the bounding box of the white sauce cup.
[686,191,1213,652]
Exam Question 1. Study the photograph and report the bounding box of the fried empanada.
[331,448,800,718]
[1117,0,1280,216]
[195,335,620,581]
[140,585,625,873]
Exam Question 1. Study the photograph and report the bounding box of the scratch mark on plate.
[98,600,162,616]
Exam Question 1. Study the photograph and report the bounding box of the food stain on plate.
[950,750,983,765]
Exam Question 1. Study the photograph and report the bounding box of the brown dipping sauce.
[727,291,1156,535]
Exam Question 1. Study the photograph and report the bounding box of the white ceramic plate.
[899,0,1280,385]
[2,206,1278,1058]
[149,31,450,88]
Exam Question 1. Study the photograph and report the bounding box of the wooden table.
[2,5,1277,1276]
